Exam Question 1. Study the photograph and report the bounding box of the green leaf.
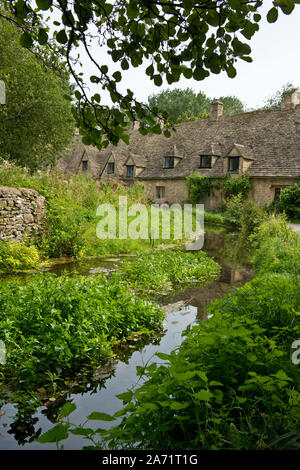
[271,370,293,381]
[170,401,190,410]
[226,64,237,78]
[38,28,48,45]
[56,29,68,44]
[246,352,257,362]
[36,0,52,10]
[93,93,101,103]
[153,74,163,87]
[194,389,213,401]
[116,390,133,402]
[113,71,122,82]
[155,352,171,361]
[228,0,242,9]
[121,58,129,70]
[70,428,95,436]
[267,7,279,23]
[87,412,115,421]
[20,32,33,49]
[120,133,130,145]
[37,424,69,443]
[60,402,76,417]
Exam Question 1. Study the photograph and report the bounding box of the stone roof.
[58,106,300,180]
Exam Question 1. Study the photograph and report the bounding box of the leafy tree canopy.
[262,82,298,109]
[148,88,245,123]
[1,0,298,149]
[0,18,75,170]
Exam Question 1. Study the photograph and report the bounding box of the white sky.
[67,1,300,110]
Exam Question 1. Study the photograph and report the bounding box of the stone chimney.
[281,89,300,110]
[130,120,140,131]
[210,101,223,120]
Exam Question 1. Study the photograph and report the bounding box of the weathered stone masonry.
[0,187,46,241]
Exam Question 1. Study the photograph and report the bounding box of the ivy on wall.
[186,172,251,204]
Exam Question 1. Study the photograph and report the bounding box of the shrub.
[279,183,300,221]
[251,215,300,279]
[224,195,265,233]
[0,163,151,259]
[0,241,40,271]
[101,315,300,450]
[0,273,164,387]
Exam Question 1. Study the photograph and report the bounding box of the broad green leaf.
[60,402,76,417]
[56,29,68,44]
[267,7,279,23]
[194,389,213,401]
[87,412,115,421]
[36,0,52,10]
[155,352,171,361]
[70,428,95,436]
[37,424,69,443]
[38,28,48,45]
[20,32,33,49]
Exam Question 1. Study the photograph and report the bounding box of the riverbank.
[0,227,251,449]
[37,215,300,450]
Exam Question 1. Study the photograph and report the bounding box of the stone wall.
[0,187,46,241]
[249,177,299,207]
[140,177,299,209]
[141,178,189,204]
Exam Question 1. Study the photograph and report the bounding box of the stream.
[0,228,252,450]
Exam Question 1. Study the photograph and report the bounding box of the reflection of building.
[169,264,252,321]
[58,90,300,208]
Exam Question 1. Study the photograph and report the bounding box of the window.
[200,155,212,169]
[164,156,174,169]
[126,165,134,177]
[228,156,240,172]
[274,188,281,201]
[107,162,115,174]
[82,160,88,171]
[156,186,165,199]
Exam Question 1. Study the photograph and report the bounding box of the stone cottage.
[58,89,300,209]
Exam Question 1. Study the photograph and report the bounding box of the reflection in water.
[0,229,253,449]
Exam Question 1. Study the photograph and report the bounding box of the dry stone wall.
[0,187,46,241]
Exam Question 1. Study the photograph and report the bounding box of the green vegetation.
[0,273,164,389]
[3,1,296,146]
[0,18,75,170]
[39,216,300,450]
[117,250,220,295]
[271,183,300,221]
[223,194,266,235]
[0,241,40,271]
[186,173,252,204]
[148,88,245,124]
[0,163,167,268]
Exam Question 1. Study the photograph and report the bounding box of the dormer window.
[200,155,212,169]
[228,156,240,172]
[126,165,134,177]
[107,162,115,174]
[82,160,88,171]
[164,156,174,169]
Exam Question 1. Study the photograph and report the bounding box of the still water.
[0,229,252,449]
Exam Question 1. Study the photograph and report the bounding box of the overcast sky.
[72,1,300,110]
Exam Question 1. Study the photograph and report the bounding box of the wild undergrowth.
[38,215,300,450]
[117,250,220,295]
[0,272,164,389]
